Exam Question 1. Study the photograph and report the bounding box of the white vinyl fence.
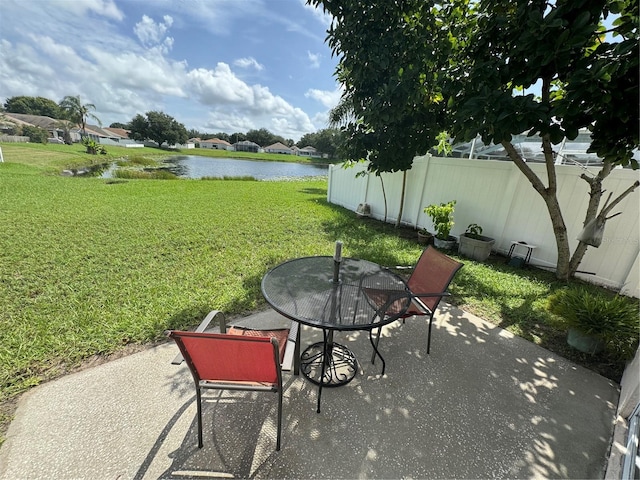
[328,155,640,297]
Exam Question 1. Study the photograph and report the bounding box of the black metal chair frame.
[371,247,463,361]
[168,310,300,451]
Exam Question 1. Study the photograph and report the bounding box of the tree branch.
[599,180,640,219]
[501,140,548,195]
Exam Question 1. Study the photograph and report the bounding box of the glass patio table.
[261,256,411,412]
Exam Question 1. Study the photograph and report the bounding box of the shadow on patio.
[0,305,619,479]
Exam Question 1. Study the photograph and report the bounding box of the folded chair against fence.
[167,310,300,451]
[371,246,463,360]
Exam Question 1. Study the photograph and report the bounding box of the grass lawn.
[0,142,636,444]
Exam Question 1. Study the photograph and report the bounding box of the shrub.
[424,200,456,240]
[22,125,49,144]
[547,287,639,359]
[82,137,107,155]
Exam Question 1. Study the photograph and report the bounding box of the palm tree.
[58,96,101,137]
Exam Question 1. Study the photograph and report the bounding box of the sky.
[0,0,342,141]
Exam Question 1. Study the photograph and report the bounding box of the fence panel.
[0,135,29,142]
[328,156,640,296]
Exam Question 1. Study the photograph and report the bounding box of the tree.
[109,122,129,129]
[298,129,344,159]
[315,129,344,159]
[245,128,280,147]
[214,132,231,142]
[54,120,73,144]
[4,96,63,118]
[229,132,246,144]
[128,111,188,148]
[58,95,101,136]
[21,125,48,144]
[311,0,639,280]
[128,114,149,142]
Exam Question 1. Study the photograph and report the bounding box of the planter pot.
[356,203,371,218]
[567,327,605,354]
[433,235,456,250]
[458,234,495,261]
[417,231,433,245]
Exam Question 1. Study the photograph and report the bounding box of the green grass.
[0,141,637,443]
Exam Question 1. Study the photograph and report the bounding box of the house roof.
[234,140,260,147]
[202,138,232,146]
[3,113,64,130]
[82,124,125,138]
[300,145,317,152]
[104,127,130,138]
[265,142,292,150]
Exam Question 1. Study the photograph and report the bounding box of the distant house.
[201,138,232,150]
[81,124,144,148]
[1,113,145,147]
[3,113,71,141]
[265,142,293,155]
[104,127,130,139]
[233,140,260,153]
[295,145,323,158]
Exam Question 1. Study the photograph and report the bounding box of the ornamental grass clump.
[547,287,640,360]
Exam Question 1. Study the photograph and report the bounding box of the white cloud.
[85,46,187,97]
[187,64,254,105]
[301,0,333,28]
[134,15,174,53]
[308,51,321,68]
[54,0,125,21]
[234,57,264,71]
[186,63,316,136]
[0,0,335,140]
[305,86,342,109]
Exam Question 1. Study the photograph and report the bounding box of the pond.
[102,155,328,180]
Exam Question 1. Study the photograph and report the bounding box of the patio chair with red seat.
[371,246,463,360]
[167,310,300,451]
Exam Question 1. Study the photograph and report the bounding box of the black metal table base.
[300,342,358,387]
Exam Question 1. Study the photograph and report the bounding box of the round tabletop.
[261,256,411,332]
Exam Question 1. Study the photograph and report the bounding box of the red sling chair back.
[169,330,287,451]
[373,246,463,357]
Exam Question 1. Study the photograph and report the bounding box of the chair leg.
[196,388,203,448]
[276,388,283,451]
[293,323,301,376]
[426,315,434,354]
[370,327,381,364]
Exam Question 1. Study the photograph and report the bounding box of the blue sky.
[0,0,341,141]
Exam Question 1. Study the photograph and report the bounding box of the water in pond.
[102,155,328,180]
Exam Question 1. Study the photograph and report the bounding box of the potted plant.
[417,228,433,245]
[547,287,640,358]
[458,223,495,261]
[424,201,456,249]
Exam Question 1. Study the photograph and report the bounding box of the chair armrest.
[409,292,451,314]
[281,320,300,375]
[411,291,451,298]
[171,310,225,365]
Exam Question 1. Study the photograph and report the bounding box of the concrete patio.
[0,305,620,479]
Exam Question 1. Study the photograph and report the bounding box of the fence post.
[0,146,3,162]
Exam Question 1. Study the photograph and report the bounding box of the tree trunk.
[502,139,640,280]
[380,176,388,223]
[569,163,640,276]
[501,138,572,280]
[395,170,407,228]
